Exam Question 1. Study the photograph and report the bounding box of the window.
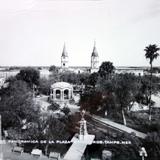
[64,89,69,99]
[56,90,61,99]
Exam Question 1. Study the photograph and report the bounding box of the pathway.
[35,95,51,111]
[63,141,87,160]
[63,134,95,160]
[92,115,147,139]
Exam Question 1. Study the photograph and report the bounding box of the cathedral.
[59,42,99,74]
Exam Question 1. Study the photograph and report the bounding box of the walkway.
[63,141,87,160]
[35,96,51,111]
[92,115,147,139]
[63,134,95,160]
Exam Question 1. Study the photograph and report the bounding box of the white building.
[50,82,73,104]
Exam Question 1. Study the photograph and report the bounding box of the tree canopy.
[0,80,39,130]
[16,67,40,87]
[144,44,160,65]
[49,65,59,73]
[98,61,115,78]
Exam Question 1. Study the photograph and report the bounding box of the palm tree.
[144,44,160,121]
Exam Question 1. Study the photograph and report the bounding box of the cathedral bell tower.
[61,43,69,69]
[91,41,99,73]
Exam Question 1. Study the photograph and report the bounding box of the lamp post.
[139,147,147,160]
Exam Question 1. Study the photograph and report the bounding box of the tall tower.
[61,43,69,69]
[91,41,99,73]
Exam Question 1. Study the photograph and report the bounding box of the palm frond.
[144,44,160,64]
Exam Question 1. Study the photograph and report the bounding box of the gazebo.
[50,82,73,103]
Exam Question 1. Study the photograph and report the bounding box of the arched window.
[56,90,61,99]
[64,89,69,99]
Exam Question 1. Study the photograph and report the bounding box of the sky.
[0,0,160,67]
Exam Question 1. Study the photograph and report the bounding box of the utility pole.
[0,115,3,160]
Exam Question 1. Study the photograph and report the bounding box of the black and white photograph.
[0,0,160,160]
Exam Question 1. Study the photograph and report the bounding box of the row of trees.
[80,72,141,125]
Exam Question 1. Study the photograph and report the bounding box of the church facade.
[59,42,99,74]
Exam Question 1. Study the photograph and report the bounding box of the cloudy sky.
[0,0,160,67]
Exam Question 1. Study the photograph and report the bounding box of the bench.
[31,149,42,157]
[49,152,60,160]
[12,146,24,154]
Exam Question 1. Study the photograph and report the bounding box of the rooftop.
[51,82,73,89]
